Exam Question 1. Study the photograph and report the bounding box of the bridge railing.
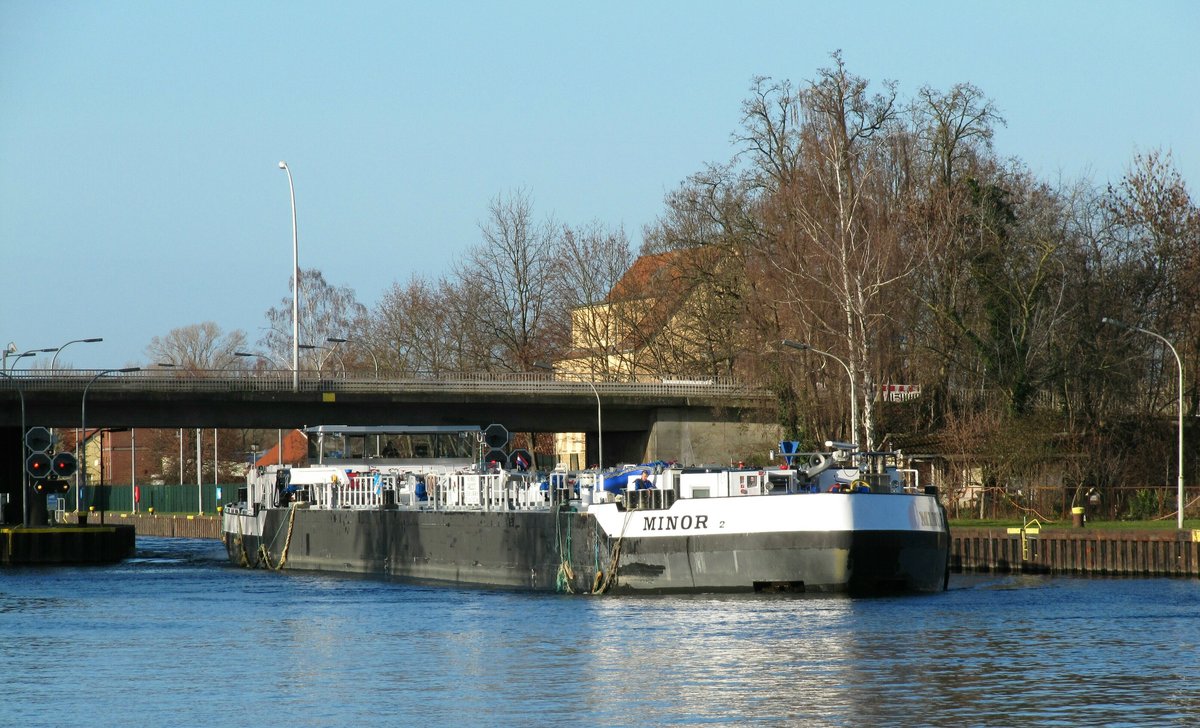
[0,369,773,400]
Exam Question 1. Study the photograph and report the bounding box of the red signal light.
[26,452,53,478]
[52,452,78,478]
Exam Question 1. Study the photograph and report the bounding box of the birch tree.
[747,54,909,448]
[261,268,368,370]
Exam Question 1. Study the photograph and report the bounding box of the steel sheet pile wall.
[105,513,220,539]
[952,527,1200,577]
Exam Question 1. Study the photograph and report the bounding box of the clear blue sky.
[2,1,1197,370]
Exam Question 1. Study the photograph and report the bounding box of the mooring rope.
[259,505,298,571]
[555,505,576,593]
[591,506,636,594]
[233,512,254,568]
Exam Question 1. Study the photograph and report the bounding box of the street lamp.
[1102,317,1186,529]
[782,339,858,447]
[533,361,602,470]
[299,343,345,377]
[50,337,102,369]
[4,348,57,371]
[79,367,141,516]
[0,368,29,526]
[235,351,287,370]
[328,337,379,379]
[4,351,34,370]
[278,160,300,392]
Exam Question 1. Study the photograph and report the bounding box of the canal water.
[2,537,1197,727]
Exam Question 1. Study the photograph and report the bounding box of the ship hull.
[223,496,949,595]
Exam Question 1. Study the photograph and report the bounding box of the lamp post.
[299,343,345,377]
[782,339,858,447]
[152,363,184,487]
[50,337,102,369]
[80,367,140,516]
[235,351,287,370]
[533,361,602,470]
[49,339,103,509]
[278,161,300,392]
[0,369,28,526]
[196,427,202,514]
[5,348,55,371]
[1102,317,1186,529]
[328,337,378,378]
[4,352,33,370]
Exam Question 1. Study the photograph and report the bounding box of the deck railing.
[0,370,769,400]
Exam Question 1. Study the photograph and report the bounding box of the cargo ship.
[221,425,949,594]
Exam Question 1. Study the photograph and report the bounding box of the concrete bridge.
[1,370,780,466]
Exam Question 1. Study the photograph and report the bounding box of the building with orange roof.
[252,429,309,468]
[559,245,734,379]
[549,246,749,467]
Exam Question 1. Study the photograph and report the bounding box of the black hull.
[224,507,948,595]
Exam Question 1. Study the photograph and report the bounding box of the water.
[3,538,1198,727]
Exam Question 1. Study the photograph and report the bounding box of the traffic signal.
[25,427,52,453]
[484,424,509,449]
[52,452,78,478]
[484,449,508,469]
[34,477,69,494]
[26,452,52,479]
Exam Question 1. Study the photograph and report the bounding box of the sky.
[2,1,1197,371]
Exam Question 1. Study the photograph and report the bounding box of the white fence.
[304,470,548,512]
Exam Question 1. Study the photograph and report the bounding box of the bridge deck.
[0,371,773,431]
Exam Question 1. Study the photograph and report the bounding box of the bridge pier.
[644,408,779,466]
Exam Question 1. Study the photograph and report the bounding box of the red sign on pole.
[881,384,922,402]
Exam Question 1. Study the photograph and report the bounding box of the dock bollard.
[1071,506,1085,528]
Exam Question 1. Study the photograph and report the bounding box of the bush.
[1123,489,1159,521]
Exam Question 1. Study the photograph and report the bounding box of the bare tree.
[145,322,247,370]
[1106,150,1200,414]
[553,220,634,377]
[913,83,1004,190]
[451,189,569,371]
[369,274,499,375]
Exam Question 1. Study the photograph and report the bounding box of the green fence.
[52,483,243,513]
